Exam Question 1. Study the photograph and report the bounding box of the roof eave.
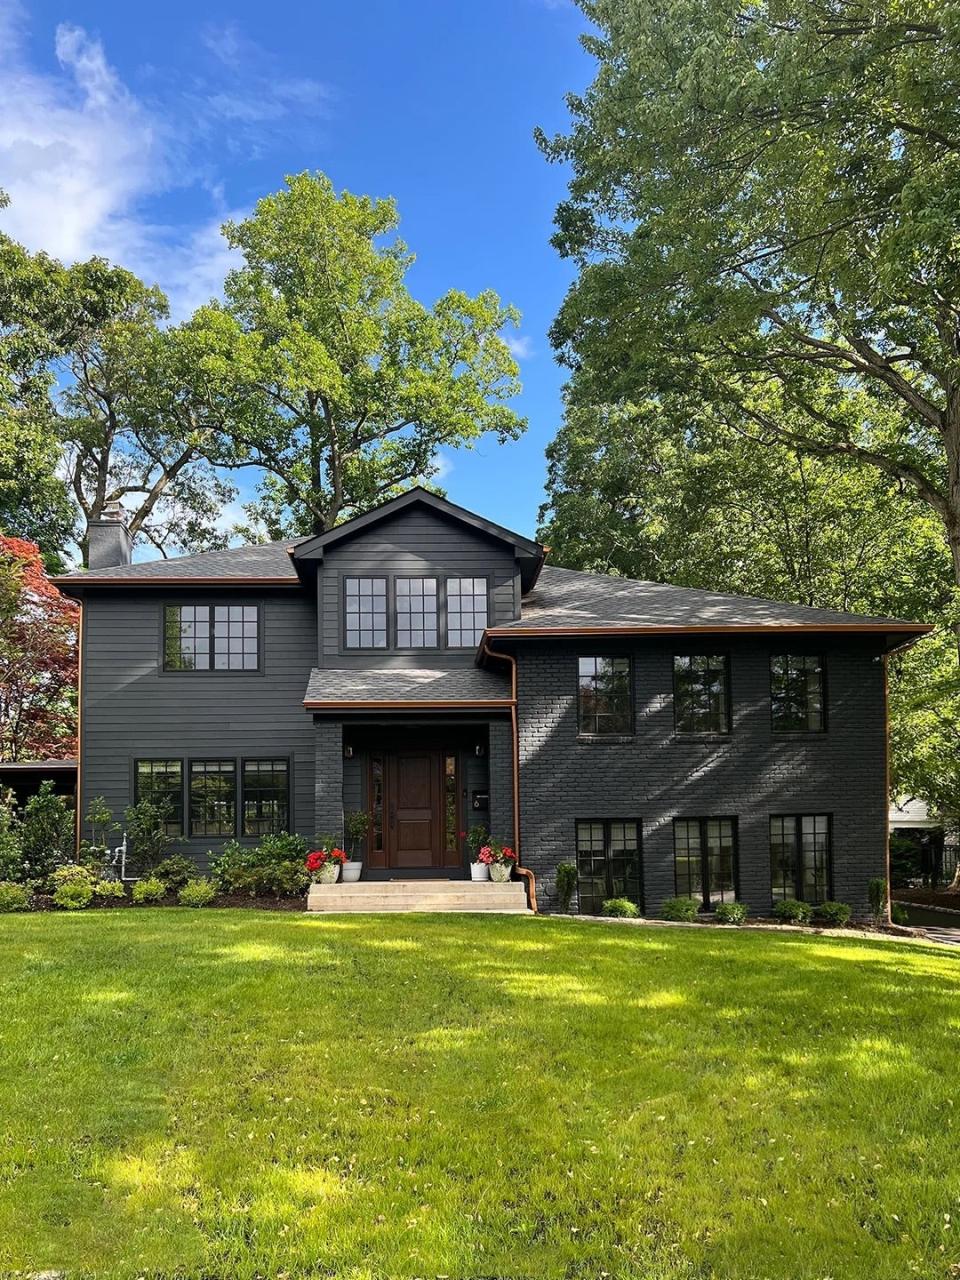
[53,576,302,595]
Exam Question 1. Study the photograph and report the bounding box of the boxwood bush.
[601,897,639,918]
[178,878,217,908]
[131,876,166,905]
[153,855,197,892]
[661,896,699,922]
[53,879,94,910]
[714,901,749,925]
[772,899,814,924]
[814,900,852,927]
[211,834,310,897]
[0,881,31,912]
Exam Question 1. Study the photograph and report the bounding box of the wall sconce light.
[475,743,486,757]
[343,745,354,759]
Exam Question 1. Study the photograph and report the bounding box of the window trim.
[575,817,644,914]
[672,815,740,910]
[576,654,634,739]
[133,757,185,837]
[444,575,491,650]
[240,756,292,838]
[161,602,263,675]
[187,757,238,840]
[769,812,833,903]
[769,653,828,734]
[672,652,732,736]
[394,574,441,652]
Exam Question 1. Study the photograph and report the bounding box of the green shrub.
[153,855,197,892]
[814,900,852,926]
[178,878,217,908]
[0,881,31,912]
[211,834,310,897]
[124,799,173,874]
[49,864,97,891]
[93,879,126,901]
[868,876,888,924]
[602,897,639,918]
[20,782,75,883]
[53,879,93,910]
[131,877,166,905]
[891,902,910,926]
[554,862,578,913]
[715,901,748,925]
[772,898,814,923]
[0,788,23,881]
[661,896,698,922]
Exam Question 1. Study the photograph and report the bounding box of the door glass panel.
[370,755,384,854]
[444,754,458,857]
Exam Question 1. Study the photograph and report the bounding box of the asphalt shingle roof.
[494,565,927,632]
[56,538,309,583]
[304,666,511,705]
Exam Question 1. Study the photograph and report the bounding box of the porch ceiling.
[303,665,512,710]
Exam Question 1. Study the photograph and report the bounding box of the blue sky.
[0,0,593,541]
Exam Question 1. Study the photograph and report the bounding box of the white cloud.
[432,451,455,481]
[0,4,165,263]
[0,6,331,315]
[506,333,535,360]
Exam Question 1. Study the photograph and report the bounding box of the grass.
[1,912,959,1280]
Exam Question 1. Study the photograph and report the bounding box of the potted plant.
[465,824,490,880]
[482,840,518,883]
[305,845,348,885]
[342,810,370,882]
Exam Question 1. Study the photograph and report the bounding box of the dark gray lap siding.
[515,638,887,915]
[80,588,317,871]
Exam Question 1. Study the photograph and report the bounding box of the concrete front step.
[307,879,529,913]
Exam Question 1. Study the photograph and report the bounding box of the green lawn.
[1,913,959,1280]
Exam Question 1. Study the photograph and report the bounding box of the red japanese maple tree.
[0,536,79,761]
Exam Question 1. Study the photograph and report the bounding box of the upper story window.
[577,656,632,736]
[344,577,387,649]
[163,604,259,671]
[447,577,488,647]
[770,655,825,732]
[396,577,438,648]
[673,654,730,734]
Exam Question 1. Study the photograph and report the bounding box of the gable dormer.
[292,489,544,668]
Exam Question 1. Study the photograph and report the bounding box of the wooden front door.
[366,747,460,870]
[388,751,439,868]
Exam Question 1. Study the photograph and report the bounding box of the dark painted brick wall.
[515,637,887,916]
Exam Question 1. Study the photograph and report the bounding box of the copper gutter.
[54,576,299,589]
[480,638,536,913]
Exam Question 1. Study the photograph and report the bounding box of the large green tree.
[187,172,526,535]
[538,0,960,639]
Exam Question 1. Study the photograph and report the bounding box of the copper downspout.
[481,639,537,913]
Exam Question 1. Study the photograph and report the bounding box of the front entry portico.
[369,747,461,871]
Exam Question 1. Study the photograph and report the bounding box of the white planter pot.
[342,861,363,883]
[470,861,490,881]
[489,863,512,883]
[316,864,340,885]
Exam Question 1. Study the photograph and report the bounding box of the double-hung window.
[446,577,488,647]
[344,577,388,649]
[189,760,236,838]
[673,655,729,734]
[575,820,643,914]
[163,605,259,671]
[770,814,831,903]
[396,577,438,648]
[577,657,632,736]
[770,655,825,732]
[134,759,184,835]
[673,817,738,909]
[241,759,290,837]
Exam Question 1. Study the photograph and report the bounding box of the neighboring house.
[55,489,931,915]
[889,798,959,889]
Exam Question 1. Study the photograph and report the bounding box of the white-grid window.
[396,578,438,648]
[344,577,388,649]
[447,577,488,647]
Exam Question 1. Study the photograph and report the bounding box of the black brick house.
[56,489,930,915]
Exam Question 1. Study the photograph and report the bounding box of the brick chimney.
[87,500,133,570]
